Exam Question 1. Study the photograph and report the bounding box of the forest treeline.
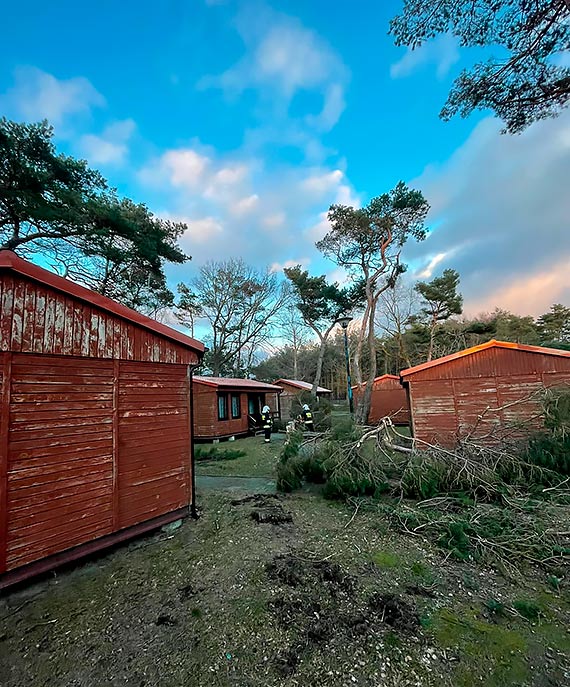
[253,302,570,398]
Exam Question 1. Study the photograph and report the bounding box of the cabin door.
[247,393,263,420]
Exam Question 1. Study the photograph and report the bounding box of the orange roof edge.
[0,249,205,353]
[400,339,570,379]
[351,373,400,389]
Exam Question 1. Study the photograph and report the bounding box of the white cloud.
[416,252,449,279]
[200,7,349,133]
[408,110,570,316]
[262,213,286,229]
[327,266,350,286]
[79,119,135,165]
[163,149,211,188]
[0,67,105,126]
[270,258,311,273]
[306,211,331,242]
[390,34,460,80]
[230,193,259,216]
[180,216,224,245]
[302,169,344,196]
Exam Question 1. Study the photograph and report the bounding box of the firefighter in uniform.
[300,403,315,432]
[261,405,273,443]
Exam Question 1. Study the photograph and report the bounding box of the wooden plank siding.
[6,355,115,570]
[0,253,204,585]
[402,343,570,448]
[118,362,190,529]
[353,375,410,425]
[0,272,198,365]
[193,386,256,440]
[193,379,281,440]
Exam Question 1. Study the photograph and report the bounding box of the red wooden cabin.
[352,374,410,425]
[193,376,282,440]
[0,251,205,588]
[272,379,332,420]
[400,340,570,448]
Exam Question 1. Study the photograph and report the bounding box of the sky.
[1,0,569,319]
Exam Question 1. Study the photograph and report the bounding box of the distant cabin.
[0,250,205,589]
[273,379,332,420]
[352,374,410,425]
[400,339,570,448]
[193,376,282,441]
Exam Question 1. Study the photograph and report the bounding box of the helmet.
[303,404,310,410]
[262,405,270,413]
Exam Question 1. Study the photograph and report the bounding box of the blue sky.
[1,0,569,317]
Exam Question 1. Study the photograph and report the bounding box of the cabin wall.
[1,354,192,576]
[354,377,410,425]
[406,349,570,447]
[0,272,199,365]
[193,386,250,439]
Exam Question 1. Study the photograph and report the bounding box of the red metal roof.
[400,339,570,379]
[351,374,399,389]
[273,379,332,393]
[194,376,283,392]
[0,250,205,353]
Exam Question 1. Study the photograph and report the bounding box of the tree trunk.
[356,298,378,424]
[427,316,437,362]
[352,302,370,386]
[312,334,327,397]
[311,322,335,397]
[293,348,298,380]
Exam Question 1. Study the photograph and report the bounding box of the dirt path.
[196,475,276,493]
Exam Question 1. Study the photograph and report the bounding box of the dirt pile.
[232,493,294,525]
[265,553,421,677]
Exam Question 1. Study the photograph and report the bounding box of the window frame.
[231,393,241,419]
[217,393,228,421]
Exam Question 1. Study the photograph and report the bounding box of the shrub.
[194,446,246,462]
[513,599,542,621]
[524,387,570,477]
[276,430,305,492]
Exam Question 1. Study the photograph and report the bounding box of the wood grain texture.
[406,347,570,448]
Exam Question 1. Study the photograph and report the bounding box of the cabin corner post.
[188,361,200,519]
[111,358,120,532]
[0,352,12,573]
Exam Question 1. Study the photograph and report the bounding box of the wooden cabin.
[193,376,282,440]
[400,340,570,448]
[0,250,205,588]
[353,374,410,425]
[272,379,332,420]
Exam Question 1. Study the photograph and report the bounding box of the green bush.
[276,431,305,492]
[194,446,246,462]
[524,387,570,477]
[437,521,472,560]
[513,599,542,621]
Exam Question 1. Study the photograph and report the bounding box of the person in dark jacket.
[261,405,273,443]
[300,403,315,432]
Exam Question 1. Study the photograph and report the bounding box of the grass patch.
[372,551,400,568]
[432,608,529,686]
[195,435,282,478]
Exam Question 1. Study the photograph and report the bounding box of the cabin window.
[231,394,241,419]
[218,393,228,420]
